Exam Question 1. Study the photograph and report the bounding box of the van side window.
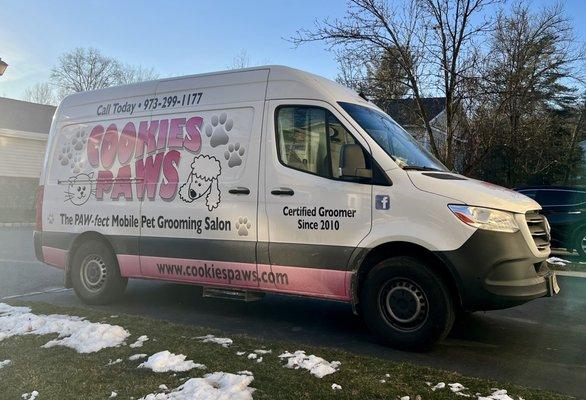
[276,106,378,184]
[276,107,330,177]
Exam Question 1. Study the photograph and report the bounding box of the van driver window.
[276,106,367,181]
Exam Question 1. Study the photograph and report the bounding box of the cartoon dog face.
[179,155,222,211]
[65,172,95,206]
[184,173,213,201]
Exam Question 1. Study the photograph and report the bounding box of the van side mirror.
[339,144,372,179]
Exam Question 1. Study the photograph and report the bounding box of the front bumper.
[436,229,558,311]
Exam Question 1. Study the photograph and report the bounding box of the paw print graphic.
[236,217,251,236]
[224,143,245,168]
[71,130,88,151]
[58,145,73,166]
[205,112,233,147]
[71,153,85,173]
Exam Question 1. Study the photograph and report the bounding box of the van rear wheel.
[71,240,127,305]
[360,256,455,350]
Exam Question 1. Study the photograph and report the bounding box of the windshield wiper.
[402,165,442,172]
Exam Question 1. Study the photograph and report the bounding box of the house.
[0,97,56,223]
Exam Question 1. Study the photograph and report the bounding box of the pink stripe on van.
[119,254,352,301]
[42,246,67,269]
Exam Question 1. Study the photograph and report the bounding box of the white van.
[34,66,559,348]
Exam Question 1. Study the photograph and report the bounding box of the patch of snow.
[0,359,11,369]
[401,396,410,400]
[197,334,233,347]
[385,373,390,378]
[129,353,148,361]
[253,349,271,355]
[106,358,122,366]
[379,379,386,383]
[256,357,263,363]
[237,370,253,376]
[547,257,571,266]
[0,303,129,353]
[478,389,515,400]
[139,351,206,373]
[431,382,446,391]
[139,372,255,400]
[130,335,149,348]
[278,350,340,378]
[21,391,39,400]
[449,383,466,393]
[0,304,30,314]
[236,351,246,356]
[247,353,257,360]
[331,383,342,390]
[159,384,168,390]
[109,392,118,398]
[449,383,471,397]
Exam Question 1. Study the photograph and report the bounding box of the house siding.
[0,134,47,178]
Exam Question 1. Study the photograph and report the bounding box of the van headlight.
[448,205,519,233]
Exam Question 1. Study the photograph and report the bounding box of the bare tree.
[292,0,498,168]
[51,47,123,96]
[418,0,500,168]
[228,49,251,69]
[335,46,409,102]
[118,65,159,85]
[50,47,159,99]
[23,82,56,105]
[463,3,584,185]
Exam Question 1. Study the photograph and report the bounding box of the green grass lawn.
[0,301,571,400]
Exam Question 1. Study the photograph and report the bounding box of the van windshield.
[339,102,447,172]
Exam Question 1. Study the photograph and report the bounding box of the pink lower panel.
[42,246,67,269]
[266,264,351,301]
[124,254,352,301]
[117,254,142,277]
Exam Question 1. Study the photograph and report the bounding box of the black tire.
[574,226,586,259]
[71,239,127,305]
[360,256,455,350]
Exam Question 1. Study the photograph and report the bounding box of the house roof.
[381,97,445,127]
[0,97,56,134]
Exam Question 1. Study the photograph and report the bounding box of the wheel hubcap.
[380,279,428,332]
[80,255,107,293]
[581,235,586,254]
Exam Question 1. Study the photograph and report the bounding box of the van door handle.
[228,187,250,195]
[271,188,294,196]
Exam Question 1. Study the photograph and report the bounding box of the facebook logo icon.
[375,195,390,210]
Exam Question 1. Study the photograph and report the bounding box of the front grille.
[525,211,550,252]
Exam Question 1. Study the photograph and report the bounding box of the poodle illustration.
[179,155,222,211]
[64,172,95,206]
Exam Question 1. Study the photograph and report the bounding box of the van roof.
[58,65,372,111]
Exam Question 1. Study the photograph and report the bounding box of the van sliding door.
[138,70,268,289]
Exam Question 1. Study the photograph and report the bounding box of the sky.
[0,0,584,101]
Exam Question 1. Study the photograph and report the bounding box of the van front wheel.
[71,240,127,305]
[360,256,454,350]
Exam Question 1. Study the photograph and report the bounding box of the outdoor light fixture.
[0,58,8,76]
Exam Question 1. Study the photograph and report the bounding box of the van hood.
[407,171,540,214]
